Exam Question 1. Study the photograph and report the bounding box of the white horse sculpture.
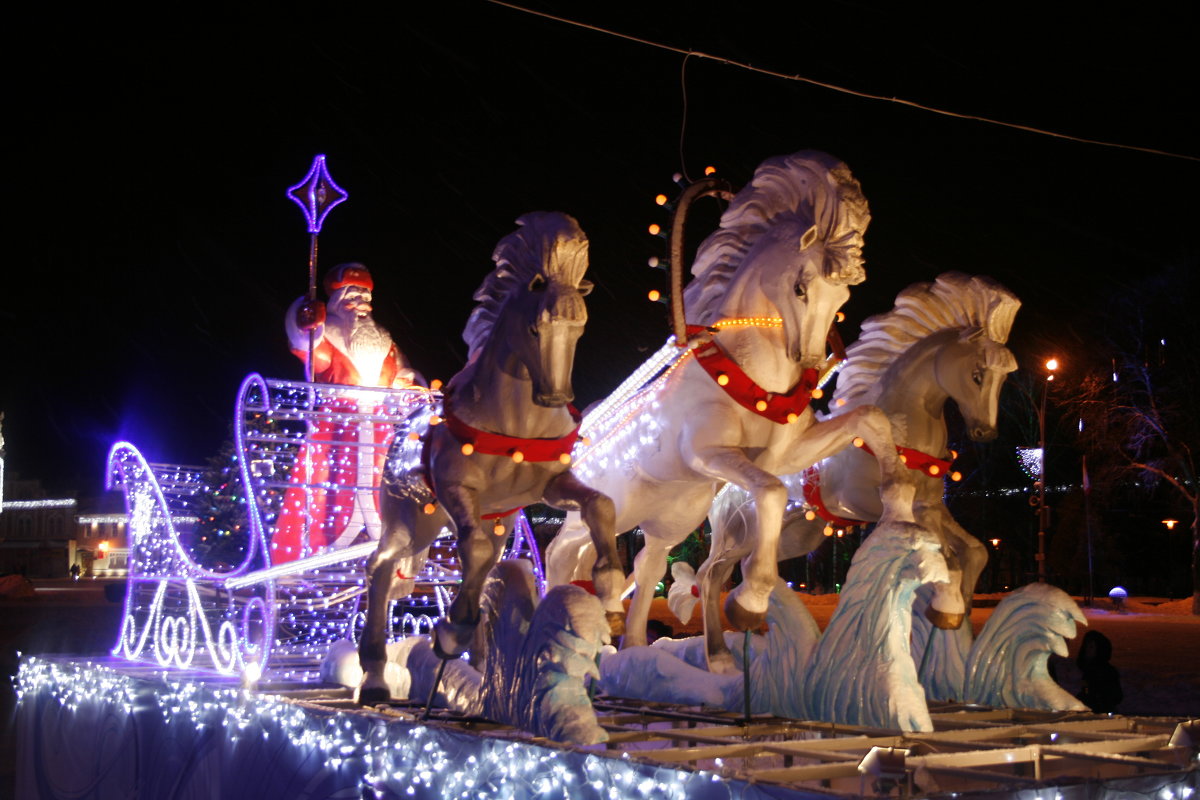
[704,273,1019,680]
[547,151,911,654]
[359,212,624,703]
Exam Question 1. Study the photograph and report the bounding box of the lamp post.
[1036,358,1058,582]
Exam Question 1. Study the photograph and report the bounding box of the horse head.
[480,212,591,407]
[687,152,870,368]
[936,329,1018,442]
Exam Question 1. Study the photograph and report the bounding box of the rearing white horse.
[547,151,912,650]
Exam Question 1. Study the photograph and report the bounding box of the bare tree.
[1069,264,1199,613]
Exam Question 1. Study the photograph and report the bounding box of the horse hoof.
[605,611,626,638]
[724,594,767,632]
[358,685,391,706]
[924,606,964,630]
[706,651,738,676]
[433,620,475,659]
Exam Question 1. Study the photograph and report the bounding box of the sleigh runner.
[106,374,544,681]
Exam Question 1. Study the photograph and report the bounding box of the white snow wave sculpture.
[328,560,611,745]
[601,528,1085,731]
[803,522,948,731]
[959,583,1087,711]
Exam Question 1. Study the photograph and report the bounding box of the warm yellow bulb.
[558,453,572,465]
[899,453,908,464]
[836,311,846,323]
[836,398,847,407]
[493,523,505,536]
[786,412,799,424]
[704,165,717,176]
[655,193,668,206]
[648,223,661,235]
[804,510,816,521]
[423,503,437,515]
[755,400,768,412]
[648,289,661,302]
[582,436,591,446]
[461,443,474,456]
[716,373,730,386]
[928,465,940,476]
[430,378,443,391]
[429,415,442,426]
[408,432,421,441]
[811,388,823,400]
[511,450,524,463]
[950,449,959,459]
[1046,358,1059,372]
[852,436,865,448]
[951,471,963,482]
[823,526,833,537]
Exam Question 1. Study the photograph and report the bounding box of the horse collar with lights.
[442,404,582,463]
[685,323,819,425]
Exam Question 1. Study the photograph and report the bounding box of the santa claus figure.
[273,263,426,563]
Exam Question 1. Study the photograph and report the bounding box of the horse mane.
[463,212,588,360]
[834,272,1020,408]
[684,151,870,325]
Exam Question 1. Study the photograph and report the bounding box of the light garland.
[2,498,77,510]
[16,655,735,800]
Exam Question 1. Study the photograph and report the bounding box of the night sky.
[4,3,1197,497]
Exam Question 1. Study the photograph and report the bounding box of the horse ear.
[578,279,594,296]
[800,224,820,250]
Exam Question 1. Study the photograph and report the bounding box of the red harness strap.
[802,446,956,526]
[443,406,582,462]
[858,443,954,478]
[801,465,864,527]
[685,325,819,424]
[422,405,582,521]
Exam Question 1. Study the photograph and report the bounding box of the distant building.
[76,500,130,577]
[0,478,78,578]
[0,478,130,578]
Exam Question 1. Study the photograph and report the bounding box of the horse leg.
[700,489,755,674]
[543,514,597,587]
[358,493,425,704]
[909,499,966,630]
[621,521,687,648]
[543,471,625,638]
[436,485,502,659]
[687,448,788,632]
[937,508,987,613]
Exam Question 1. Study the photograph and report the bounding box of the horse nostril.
[972,427,998,442]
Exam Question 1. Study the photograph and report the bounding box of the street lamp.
[1036,358,1058,582]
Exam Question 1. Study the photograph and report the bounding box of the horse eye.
[972,368,983,386]
[529,275,547,291]
[793,282,807,298]
[529,324,540,338]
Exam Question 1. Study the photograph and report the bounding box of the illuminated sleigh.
[107,374,545,681]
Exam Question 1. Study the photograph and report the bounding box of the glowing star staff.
[286,155,349,382]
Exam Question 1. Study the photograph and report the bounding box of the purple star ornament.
[286,155,348,234]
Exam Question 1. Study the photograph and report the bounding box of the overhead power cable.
[489,1,1198,164]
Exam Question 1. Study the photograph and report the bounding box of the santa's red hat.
[323,263,374,294]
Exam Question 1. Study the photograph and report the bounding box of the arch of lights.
[107,374,545,682]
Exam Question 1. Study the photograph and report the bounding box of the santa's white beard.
[328,311,393,383]
[347,315,392,360]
